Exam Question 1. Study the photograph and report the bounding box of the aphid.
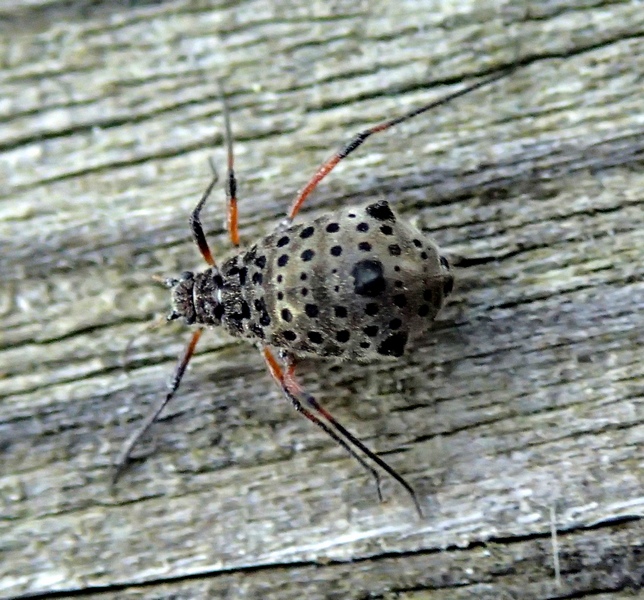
[114,68,514,516]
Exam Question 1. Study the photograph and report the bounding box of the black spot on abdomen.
[377,332,408,357]
[351,259,386,297]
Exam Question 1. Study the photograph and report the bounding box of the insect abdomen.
[222,201,452,359]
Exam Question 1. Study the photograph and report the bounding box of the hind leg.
[263,347,423,516]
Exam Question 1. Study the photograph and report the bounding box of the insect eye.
[180,271,194,280]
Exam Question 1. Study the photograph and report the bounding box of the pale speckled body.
[174,200,453,360]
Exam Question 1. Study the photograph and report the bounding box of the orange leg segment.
[263,348,424,516]
[218,79,240,247]
[189,176,219,267]
[113,328,203,483]
[287,67,515,222]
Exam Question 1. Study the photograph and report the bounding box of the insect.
[114,68,515,516]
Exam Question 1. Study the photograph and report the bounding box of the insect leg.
[287,67,515,222]
[190,82,238,263]
[113,328,203,484]
[217,80,240,247]
[189,173,219,267]
[282,360,423,518]
[262,348,383,504]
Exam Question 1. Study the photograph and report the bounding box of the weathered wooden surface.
[1,1,642,598]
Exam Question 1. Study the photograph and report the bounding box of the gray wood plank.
[1,0,642,598]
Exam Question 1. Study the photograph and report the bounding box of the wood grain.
[1,1,642,598]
